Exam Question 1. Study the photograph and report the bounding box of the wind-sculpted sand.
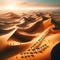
[0,11,60,60]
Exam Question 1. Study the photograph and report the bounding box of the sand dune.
[0,10,60,60]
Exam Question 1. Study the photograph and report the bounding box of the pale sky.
[0,0,60,6]
[0,0,60,11]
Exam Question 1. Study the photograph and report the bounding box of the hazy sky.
[27,0,60,3]
[0,0,60,7]
[27,0,60,6]
[0,0,60,3]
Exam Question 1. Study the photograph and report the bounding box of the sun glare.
[0,2,60,11]
[6,4,17,10]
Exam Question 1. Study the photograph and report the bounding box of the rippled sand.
[0,10,60,60]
